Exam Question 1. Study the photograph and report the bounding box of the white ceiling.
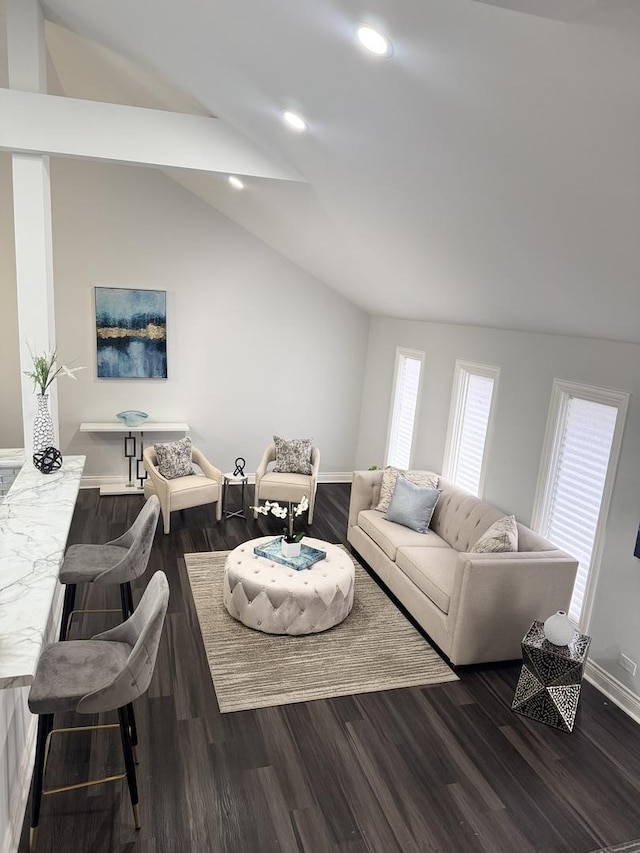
[8,1,640,342]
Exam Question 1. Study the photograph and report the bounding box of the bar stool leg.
[117,706,141,829]
[126,703,139,764]
[125,581,135,617]
[30,713,54,852]
[119,584,130,621]
[59,584,77,641]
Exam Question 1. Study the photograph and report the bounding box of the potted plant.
[251,495,310,558]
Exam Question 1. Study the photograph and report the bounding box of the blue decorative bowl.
[116,410,149,428]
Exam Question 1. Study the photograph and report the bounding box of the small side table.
[512,620,591,732]
[222,472,248,519]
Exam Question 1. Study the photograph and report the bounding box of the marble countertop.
[0,449,26,468]
[0,455,85,688]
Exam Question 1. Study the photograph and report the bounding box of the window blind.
[387,354,422,469]
[451,372,494,496]
[544,396,618,623]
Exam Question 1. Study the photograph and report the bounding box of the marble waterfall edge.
[0,455,85,688]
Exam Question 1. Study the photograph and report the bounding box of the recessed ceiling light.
[357,25,392,57]
[282,110,308,132]
[228,175,244,190]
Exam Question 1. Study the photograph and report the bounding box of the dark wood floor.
[19,484,640,853]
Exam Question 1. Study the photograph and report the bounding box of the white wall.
[1,155,369,477]
[357,317,640,714]
[0,154,22,448]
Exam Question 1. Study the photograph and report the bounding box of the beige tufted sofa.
[347,470,578,666]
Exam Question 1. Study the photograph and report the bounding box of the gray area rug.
[184,546,458,713]
[591,843,640,853]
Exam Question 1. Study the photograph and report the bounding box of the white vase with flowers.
[23,347,85,453]
[251,495,310,558]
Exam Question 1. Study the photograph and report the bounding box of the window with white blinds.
[533,380,629,629]
[443,361,500,497]
[385,349,423,469]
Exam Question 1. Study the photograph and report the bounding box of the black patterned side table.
[512,620,591,733]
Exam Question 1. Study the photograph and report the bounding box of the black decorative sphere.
[234,457,246,476]
[33,446,63,474]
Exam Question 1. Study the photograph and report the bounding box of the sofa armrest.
[310,446,321,478]
[348,470,384,530]
[447,550,579,665]
[255,443,275,485]
[142,446,171,502]
[192,448,223,485]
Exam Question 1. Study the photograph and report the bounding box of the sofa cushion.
[395,546,459,615]
[159,474,219,513]
[384,477,441,533]
[375,467,439,513]
[257,471,312,503]
[471,514,518,553]
[430,478,505,552]
[358,509,450,561]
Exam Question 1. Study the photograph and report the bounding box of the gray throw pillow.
[375,467,439,513]
[384,476,441,533]
[154,436,194,479]
[273,435,313,475]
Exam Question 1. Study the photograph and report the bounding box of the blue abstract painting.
[95,287,167,379]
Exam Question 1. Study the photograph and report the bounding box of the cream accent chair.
[143,445,223,534]
[253,443,320,523]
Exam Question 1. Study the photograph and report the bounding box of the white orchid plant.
[23,347,85,396]
[251,495,310,543]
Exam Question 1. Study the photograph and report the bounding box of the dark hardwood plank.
[17,483,640,853]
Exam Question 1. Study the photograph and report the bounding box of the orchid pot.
[281,538,302,559]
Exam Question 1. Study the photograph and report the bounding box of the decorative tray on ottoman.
[253,537,327,571]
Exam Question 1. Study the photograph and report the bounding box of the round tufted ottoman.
[223,536,355,635]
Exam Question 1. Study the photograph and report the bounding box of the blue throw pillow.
[384,476,441,533]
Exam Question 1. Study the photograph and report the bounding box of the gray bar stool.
[58,494,160,640]
[27,570,170,853]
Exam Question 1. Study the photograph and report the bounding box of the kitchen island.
[0,453,85,853]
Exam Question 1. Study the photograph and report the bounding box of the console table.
[79,422,189,495]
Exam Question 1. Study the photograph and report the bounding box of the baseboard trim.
[81,475,130,490]
[317,472,353,484]
[585,660,640,726]
[81,472,354,490]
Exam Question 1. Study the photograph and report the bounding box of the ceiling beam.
[0,88,305,182]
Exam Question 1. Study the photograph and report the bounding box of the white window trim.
[531,378,629,633]
[442,359,500,497]
[384,347,424,470]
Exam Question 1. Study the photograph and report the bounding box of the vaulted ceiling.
[5,1,640,342]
